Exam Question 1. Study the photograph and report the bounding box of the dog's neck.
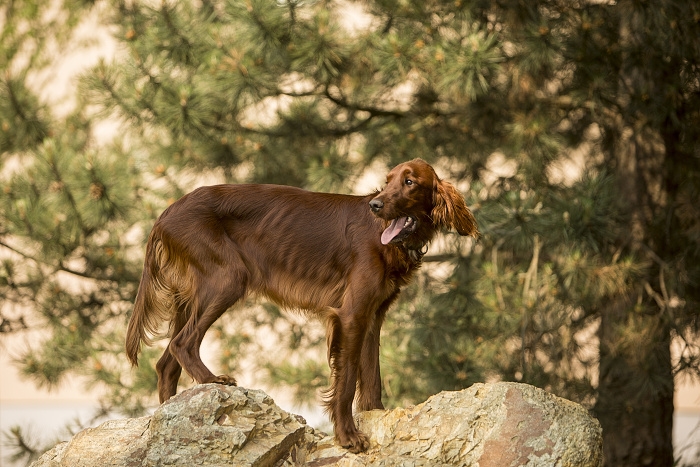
[406,243,428,263]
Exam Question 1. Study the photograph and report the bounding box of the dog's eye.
[405,179,413,186]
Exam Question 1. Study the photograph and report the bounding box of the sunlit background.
[2,1,700,466]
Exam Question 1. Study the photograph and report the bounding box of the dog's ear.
[432,179,480,238]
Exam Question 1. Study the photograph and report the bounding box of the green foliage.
[2,0,700,465]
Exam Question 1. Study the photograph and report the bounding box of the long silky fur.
[125,236,193,366]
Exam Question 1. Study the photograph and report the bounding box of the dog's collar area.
[407,244,428,263]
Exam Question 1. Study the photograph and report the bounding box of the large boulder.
[32,382,602,467]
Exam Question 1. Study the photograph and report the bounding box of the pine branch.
[5,79,30,124]
[323,85,406,119]
[0,239,41,265]
[94,65,153,126]
[57,262,102,281]
[2,425,40,465]
[0,239,118,283]
[382,14,394,35]
[422,253,461,263]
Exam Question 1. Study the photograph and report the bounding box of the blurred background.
[1,1,699,466]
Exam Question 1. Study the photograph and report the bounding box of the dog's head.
[369,159,479,248]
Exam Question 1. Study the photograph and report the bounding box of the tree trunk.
[595,126,675,465]
[596,296,674,466]
[595,118,675,467]
[593,2,676,464]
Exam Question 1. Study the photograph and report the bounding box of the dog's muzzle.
[369,198,383,213]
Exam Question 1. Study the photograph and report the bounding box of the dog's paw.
[340,430,370,453]
[212,374,237,386]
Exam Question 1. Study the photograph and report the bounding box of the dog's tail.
[125,232,179,367]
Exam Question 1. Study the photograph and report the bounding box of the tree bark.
[595,125,675,465]
[594,123,675,467]
[596,296,674,466]
[594,4,676,461]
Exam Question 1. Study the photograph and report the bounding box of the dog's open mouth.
[381,216,417,245]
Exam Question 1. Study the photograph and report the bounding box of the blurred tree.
[0,1,170,464]
[2,1,700,466]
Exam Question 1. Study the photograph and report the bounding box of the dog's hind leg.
[155,304,189,403]
[168,270,247,387]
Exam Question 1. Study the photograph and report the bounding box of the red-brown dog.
[126,158,479,452]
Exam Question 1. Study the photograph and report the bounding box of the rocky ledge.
[32,382,602,466]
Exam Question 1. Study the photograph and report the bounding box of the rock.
[32,417,150,467]
[34,385,307,467]
[143,385,306,466]
[309,382,602,466]
[31,382,602,467]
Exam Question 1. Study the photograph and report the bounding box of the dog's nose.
[369,198,384,213]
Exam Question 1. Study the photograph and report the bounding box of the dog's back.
[126,184,385,365]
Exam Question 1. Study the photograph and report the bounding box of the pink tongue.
[381,217,408,245]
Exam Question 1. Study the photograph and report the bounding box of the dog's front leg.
[325,310,371,453]
[355,323,383,413]
[355,315,384,412]
[355,292,398,412]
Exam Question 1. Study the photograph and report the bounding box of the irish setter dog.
[125,158,479,452]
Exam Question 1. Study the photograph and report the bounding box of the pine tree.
[580,2,700,463]
[0,1,169,463]
[2,1,700,466]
